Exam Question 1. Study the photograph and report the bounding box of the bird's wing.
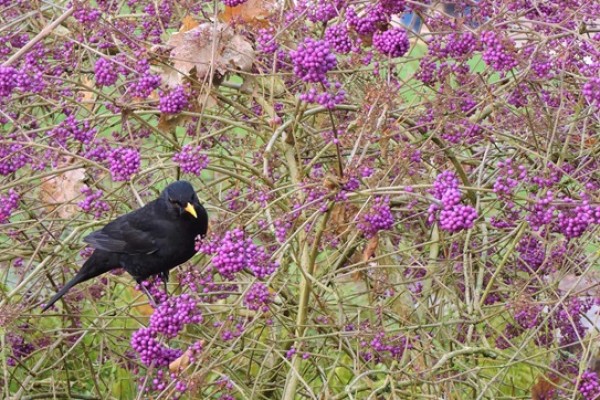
[83,203,166,254]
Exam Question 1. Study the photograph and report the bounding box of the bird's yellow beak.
[184,203,198,218]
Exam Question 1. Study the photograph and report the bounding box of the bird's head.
[161,181,203,219]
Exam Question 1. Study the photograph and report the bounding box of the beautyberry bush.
[1,0,599,399]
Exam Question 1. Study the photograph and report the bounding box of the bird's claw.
[139,283,159,308]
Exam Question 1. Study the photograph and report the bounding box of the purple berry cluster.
[555,199,599,239]
[243,282,273,312]
[94,58,118,87]
[158,85,189,114]
[515,236,548,274]
[499,296,600,350]
[273,218,292,243]
[7,331,36,367]
[372,332,411,361]
[555,297,596,347]
[512,302,542,330]
[493,159,527,198]
[300,81,346,109]
[286,347,297,359]
[257,28,279,55]
[0,189,19,223]
[223,188,243,211]
[481,31,518,72]
[380,0,406,13]
[223,0,248,6]
[0,142,30,175]
[149,294,202,338]
[130,71,161,98]
[0,66,22,98]
[50,115,97,144]
[78,186,110,218]
[325,24,353,54]
[108,147,140,181]
[346,4,389,35]
[83,139,111,162]
[187,340,204,363]
[290,38,337,84]
[138,277,169,305]
[373,27,410,58]
[583,77,600,105]
[428,171,478,232]
[358,196,394,238]
[130,327,182,367]
[578,370,600,400]
[131,293,202,368]
[439,205,478,233]
[526,191,556,231]
[434,31,478,59]
[293,184,329,217]
[297,0,341,23]
[73,6,101,24]
[172,144,209,175]
[199,228,279,280]
[357,330,412,364]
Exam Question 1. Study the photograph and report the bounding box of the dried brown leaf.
[329,203,358,237]
[323,175,341,191]
[39,159,85,219]
[180,15,200,33]
[167,23,254,83]
[531,374,559,400]
[557,272,600,296]
[157,114,174,133]
[169,349,191,373]
[79,77,96,111]
[219,0,275,27]
[362,235,379,262]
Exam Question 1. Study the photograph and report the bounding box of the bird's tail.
[41,273,88,312]
[41,251,116,312]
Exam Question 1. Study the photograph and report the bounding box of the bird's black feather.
[42,181,208,312]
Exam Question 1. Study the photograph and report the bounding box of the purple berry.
[0,189,19,223]
[243,282,273,312]
[199,228,279,280]
[358,196,394,238]
[290,38,337,84]
[373,27,410,58]
[94,58,118,87]
[173,145,209,175]
[159,85,189,114]
[223,0,248,6]
[108,147,140,181]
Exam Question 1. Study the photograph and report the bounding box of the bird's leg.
[160,271,169,297]
[138,281,158,308]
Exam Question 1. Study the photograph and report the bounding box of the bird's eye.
[168,197,180,206]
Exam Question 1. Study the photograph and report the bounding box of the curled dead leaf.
[531,374,559,400]
[39,159,86,219]
[219,0,275,27]
[362,235,379,262]
[557,272,600,296]
[323,175,341,191]
[180,15,200,33]
[169,349,191,373]
[166,22,254,86]
[329,203,358,236]
[79,77,96,111]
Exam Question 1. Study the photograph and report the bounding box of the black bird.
[42,181,208,312]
